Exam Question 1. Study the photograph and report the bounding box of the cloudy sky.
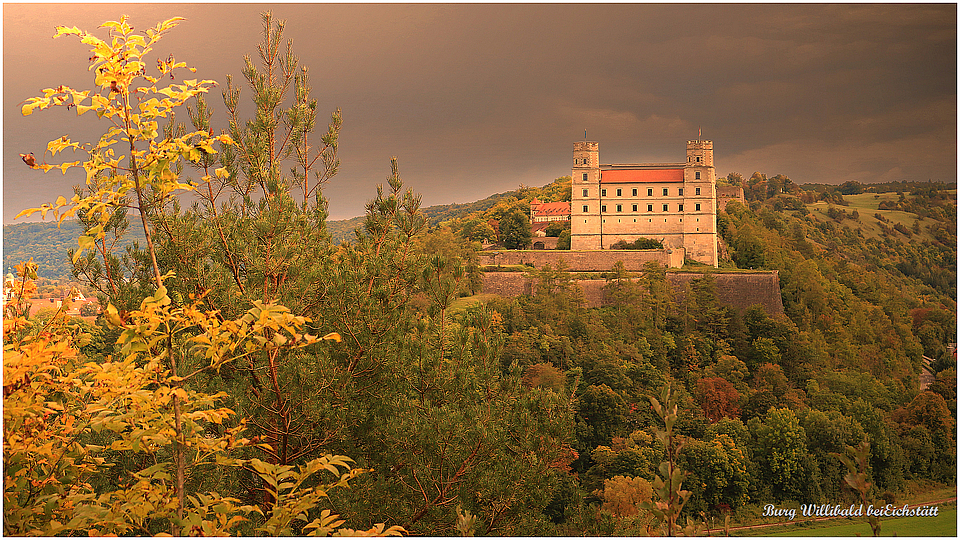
[3,3,956,223]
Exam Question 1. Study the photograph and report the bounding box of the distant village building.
[3,273,16,304]
[569,139,719,267]
[717,185,746,212]
[529,198,571,236]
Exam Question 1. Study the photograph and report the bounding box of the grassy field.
[806,189,956,244]
[808,201,923,242]
[447,293,500,315]
[844,192,906,211]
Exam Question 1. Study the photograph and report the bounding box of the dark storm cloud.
[4,4,956,223]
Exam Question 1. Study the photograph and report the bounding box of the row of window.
[581,218,704,231]
[600,218,703,231]
[584,203,703,213]
[583,187,703,198]
[580,171,702,182]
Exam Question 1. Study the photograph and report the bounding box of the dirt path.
[713,497,957,535]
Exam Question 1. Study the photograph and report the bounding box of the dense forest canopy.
[4,12,956,537]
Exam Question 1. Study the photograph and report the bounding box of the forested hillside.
[5,11,955,538]
[5,181,560,276]
[320,188,520,244]
[4,220,146,281]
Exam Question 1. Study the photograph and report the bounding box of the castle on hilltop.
[570,139,720,266]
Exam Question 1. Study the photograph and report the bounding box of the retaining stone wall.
[479,248,685,271]
[480,271,784,315]
[669,272,784,314]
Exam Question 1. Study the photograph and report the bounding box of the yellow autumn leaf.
[74,235,96,263]
[79,33,106,49]
[53,25,83,38]
[104,304,124,326]
[21,99,47,116]
[58,162,80,174]
[47,136,80,156]
[126,34,146,48]
[15,208,40,219]
[157,17,186,33]
[99,19,125,32]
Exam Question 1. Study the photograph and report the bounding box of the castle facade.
[570,139,719,267]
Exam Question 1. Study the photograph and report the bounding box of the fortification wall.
[668,272,784,314]
[481,272,532,298]
[479,249,685,271]
[480,271,784,315]
[530,237,560,250]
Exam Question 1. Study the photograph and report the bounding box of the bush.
[610,238,663,250]
[545,221,570,237]
[598,475,652,518]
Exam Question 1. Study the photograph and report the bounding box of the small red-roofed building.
[529,198,571,235]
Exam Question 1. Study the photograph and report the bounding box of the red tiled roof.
[533,201,571,217]
[531,221,552,232]
[600,168,684,183]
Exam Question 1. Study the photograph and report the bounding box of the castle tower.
[686,139,714,168]
[570,141,601,250]
[682,139,718,266]
[529,197,542,224]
